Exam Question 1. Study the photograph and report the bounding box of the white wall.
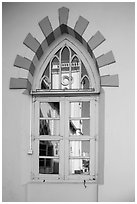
[2,2,135,202]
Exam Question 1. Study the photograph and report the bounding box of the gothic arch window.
[31,37,99,182]
[9,7,119,183]
[40,45,92,91]
[32,37,100,93]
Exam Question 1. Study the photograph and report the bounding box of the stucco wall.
[2,2,135,202]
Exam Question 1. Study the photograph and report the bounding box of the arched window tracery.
[40,44,92,91]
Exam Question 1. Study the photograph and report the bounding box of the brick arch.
[9,7,119,94]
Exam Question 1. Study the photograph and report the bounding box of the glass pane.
[71,48,76,57]
[70,119,90,135]
[40,102,60,118]
[81,62,90,89]
[39,140,59,156]
[70,101,90,118]
[81,61,88,78]
[61,47,70,89]
[51,57,60,89]
[41,63,50,89]
[69,159,90,175]
[39,158,59,174]
[70,141,90,157]
[61,46,69,62]
[81,76,90,89]
[40,119,60,135]
[71,56,80,89]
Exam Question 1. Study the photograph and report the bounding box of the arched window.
[31,38,99,182]
[39,45,92,91]
[32,37,100,93]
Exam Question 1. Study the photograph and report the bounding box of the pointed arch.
[32,35,100,92]
[9,6,119,94]
[81,75,90,89]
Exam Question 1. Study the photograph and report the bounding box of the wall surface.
[2,2,135,202]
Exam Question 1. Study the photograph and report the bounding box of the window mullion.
[69,48,71,89]
[78,59,81,89]
[59,49,61,89]
[64,98,69,180]
[58,98,65,179]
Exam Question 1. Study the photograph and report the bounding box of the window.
[40,45,92,91]
[32,97,97,182]
[31,40,99,183]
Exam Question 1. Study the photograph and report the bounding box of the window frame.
[31,95,98,183]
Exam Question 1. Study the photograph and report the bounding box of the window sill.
[29,179,96,184]
[31,89,99,97]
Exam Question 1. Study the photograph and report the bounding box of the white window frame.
[31,95,98,183]
[30,36,100,183]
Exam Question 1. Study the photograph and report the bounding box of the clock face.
[61,75,73,86]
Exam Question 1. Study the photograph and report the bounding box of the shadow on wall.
[98,87,105,185]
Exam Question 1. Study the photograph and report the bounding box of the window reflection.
[70,101,90,118]
[39,158,59,174]
[39,140,59,156]
[70,141,90,157]
[40,102,60,118]
[70,119,90,135]
[40,119,60,136]
[69,159,90,175]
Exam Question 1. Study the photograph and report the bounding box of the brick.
[67,26,76,39]
[39,16,53,38]
[46,32,55,46]
[14,55,35,76]
[14,55,31,70]
[60,24,68,34]
[58,7,69,25]
[74,16,89,36]
[41,38,48,52]
[88,31,105,50]
[36,45,43,60]
[97,51,115,68]
[23,33,40,53]
[101,75,119,87]
[9,78,31,89]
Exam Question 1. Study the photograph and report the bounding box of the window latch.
[83,180,87,188]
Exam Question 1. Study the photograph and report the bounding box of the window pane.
[40,119,60,135]
[41,63,50,89]
[69,159,90,175]
[81,76,90,89]
[70,101,90,118]
[39,140,59,156]
[71,56,80,89]
[81,61,88,78]
[61,47,70,89]
[51,57,60,89]
[40,102,60,118]
[70,119,90,135]
[39,158,59,174]
[70,141,90,157]
[61,46,69,62]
